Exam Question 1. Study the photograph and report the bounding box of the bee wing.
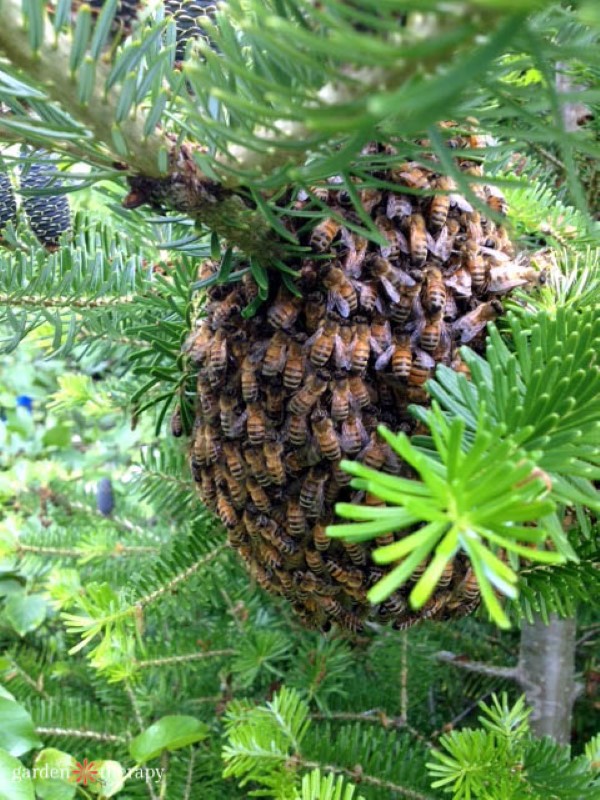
[375,344,395,371]
[304,327,323,348]
[446,268,472,296]
[396,230,410,255]
[415,349,436,369]
[431,227,450,261]
[380,276,400,303]
[450,194,473,213]
[329,291,350,318]
[334,334,351,370]
[480,247,510,264]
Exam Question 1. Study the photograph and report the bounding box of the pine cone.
[20,153,71,249]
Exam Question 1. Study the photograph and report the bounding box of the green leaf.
[0,750,35,800]
[88,761,125,797]
[4,594,47,637]
[0,699,42,757]
[129,716,209,763]
[32,750,76,800]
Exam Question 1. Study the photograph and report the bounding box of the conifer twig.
[135,649,237,669]
[137,545,225,609]
[435,651,518,680]
[35,726,127,742]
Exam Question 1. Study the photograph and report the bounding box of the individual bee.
[321,264,358,317]
[325,557,363,589]
[259,542,283,570]
[227,525,246,548]
[306,548,327,575]
[263,382,283,422]
[211,289,243,330]
[463,164,487,204]
[462,240,487,294]
[390,162,429,188]
[203,425,222,464]
[220,391,247,439]
[289,374,328,416]
[485,184,508,216]
[340,412,367,455]
[487,263,547,294]
[451,350,471,379]
[263,438,286,485]
[286,500,307,538]
[246,402,266,445]
[262,332,288,376]
[375,335,412,380]
[428,176,454,231]
[357,280,381,313]
[246,476,271,512]
[348,375,371,407]
[240,353,260,403]
[409,349,436,386]
[199,471,216,507]
[422,266,446,314]
[340,229,369,278]
[208,330,228,386]
[310,217,341,252]
[386,193,412,221]
[452,299,503,344]
[267,287,302,330]
[276,568,295,598]
[378,594,407,620]
[390,280,422,325]
[223,471,247,509]
[350,322,371,373]
[438,561,454,588]
[243,445,270,486]
[221,443,245,481]
[260,514,298,555]
[358,432,386,470]
[359,187,383,214]
[417,311,447,353]
[216,493,238,529]
[170,404,183,437]
[312,409,342,461]
[330,376,352,421]
[409,213,431,267]
[196,376,219,422]
[375,214,408,260]
[283,339,306,390]
[304,292,327,332]
[313,522,331,551]
[452,567,480,605]
[185,324,212,365]
[299,467,328,516]
[309,185,330,203]
[369,256,416,304]
[307,319,339,367]
[287,413,309,446]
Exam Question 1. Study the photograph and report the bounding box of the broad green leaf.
[4,594,47,637]
[0,700,42,757]
[88,761,125,797]
[0,750,35,800]
[33,750,76,800]
[129,716,209,763]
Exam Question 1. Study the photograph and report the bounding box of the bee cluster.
[185,142,543,632]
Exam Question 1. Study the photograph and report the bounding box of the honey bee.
[312,410,342,461]
[321,265,358,318]
[378,594,407,620]
[463,241,487,295]
[227,525,246,548]
[340,229,369,278]
[216,493,238,529]
[409,213,430,267]
[369,256,416,304]
[487,264,546,294]
[409,349,436,386]
[299,467,328,516]
[211,289,242,330]
[357,281,381,313]
[240,354,260,403]
[259,542,283,570]
[203,425,222,464]
[390,281,422,325]
[267,287,302,330]
[286,500,306,538]
[338,608,364,633]
[390,162,429,188]
[223,471,247,509]
[452,299,503,344]
[246,402,266,445]
[259,438,285,485]
[260,515,298,556]
[219,392,246,439]
[358,433,386,470]
[287,413,309,446]
[330,376,352,421]
[445,267,472,298]
[309,185,330,203]
[310,218,341,252]
[428,176,452,231]
[439,561,454,588]
[451,351,471,379]
[375,214,408,260]
[359,187,383,213]
[306,548,326,575]
[170,404,183,437]
[220,443,245,482]
[386,193,412,221]
[208,330,228,386]
[453,568,480,604]
[325,557,363,589]
[341,412,367,454]
[463,165,487,204]
[375,335,412,380]
[262,332,287,376]
[304,292,327,333]
[485,185,508,216]
[313,522,331,551]
[199,470,216,506]
[348,375,371,407]
[418,312,447,353]
[350,322,371,373]
[422,266,446,314]
[283,340,306,390]
[289,374,328,416]
[246,476,271,512]
[264,383,284,422]
[307,319,339,367]
[185,324,212,365]
[243,445,270,485]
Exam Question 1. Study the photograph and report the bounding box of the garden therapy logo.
[72,758,99,786]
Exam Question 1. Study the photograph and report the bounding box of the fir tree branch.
[0,0,165,176]
[310,711,430,745]
[34,726,127,742]
[17,543,158,558]
[435,651,518,680]
[0,294,138,309]
[135,649,237,669]
[136,545,225,609]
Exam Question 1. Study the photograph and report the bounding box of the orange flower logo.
[71,759,99,786]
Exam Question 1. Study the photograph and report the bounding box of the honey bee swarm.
[185,143,535,633]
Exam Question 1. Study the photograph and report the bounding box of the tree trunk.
[517,614,577,744]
